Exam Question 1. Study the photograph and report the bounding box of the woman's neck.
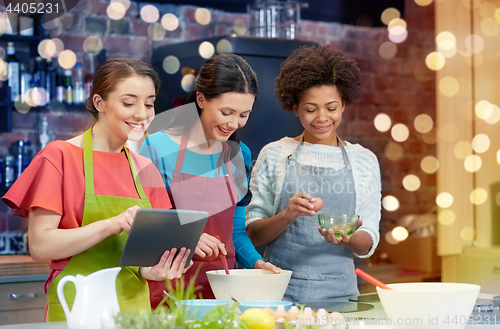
[92,121,126,153]
[188,122,223,154]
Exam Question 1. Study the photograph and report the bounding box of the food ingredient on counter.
[239,308,276,329]
[273,305,288,320]
[312,197,324,212]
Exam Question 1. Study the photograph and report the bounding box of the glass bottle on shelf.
[0,157,4,188]
[64,69,73,105]
[56,67,65,104]
[4,42,20,103]
[84,52,95,99]
[39,116,50,150]
[4,154,15,188]
[74,62,85,104]
[20,63,31,104]
[46,57,56,103]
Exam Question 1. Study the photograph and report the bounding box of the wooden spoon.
[355,268,392,290]
[215,235,230,275]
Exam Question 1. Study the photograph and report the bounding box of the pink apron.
[149,131,238,308]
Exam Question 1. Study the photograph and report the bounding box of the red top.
[2,140,171,267]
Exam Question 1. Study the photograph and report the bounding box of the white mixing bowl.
[377,282,480,329]
[206,269,292,302]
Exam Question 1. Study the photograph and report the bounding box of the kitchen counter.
[0,255,50,283]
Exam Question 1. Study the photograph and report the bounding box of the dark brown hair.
[86,57,161,119]
[275,45,361,111]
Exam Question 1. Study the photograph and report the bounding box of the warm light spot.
[374,113,392,132]
[162,55,180,74]
[388,18,407,31]
[195,8,211,25]
[484,104,500,124]
[436,192,453,208]
[381,8,401,25]
[25,87,48,107]
[141,5,159,23]
[496,190,500,206]
[14,100,30,114]
[385,231,399,245]
[460,227,475,241]
[161,13,179,31]
[107,2,126,20]
[111,0,131,10]
[147,22,165,41]
[439,76,459,97]
[49,38,64,56]
[216,39,232,54]
[382,195,400,211]
[471,134,490,153]
[475,100,493,119]
[421,156,439,174]
[496,8,500,23]
[465,34,484,53]
[403,174,421,192]
[436,31,456,48]
[392,226,409,242]
[426,52,445,71]
[0,60,4,76]
[414,114,433,133]
[438,123,459,142]
[199,41,215,59]
[38,39,57,59]
[422,128,438,144]
[58,50,77,69]
[479,2,497,18]
[83,36,103,54]
[391,123,410,142]
[438,210,456,225]
[385,143,404,161]
[498,149,500,165]
[233,19,247,35]
[454,141,473,159]
[379,42,397,59]
[181,74,196,92]
[464,154,482,172]
[480,18,500,37]
[470,188,488,205]
[438,44,457,58]
[415,0,433,6]
[388,27,408,43]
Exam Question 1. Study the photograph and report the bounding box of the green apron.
[46,127,152,321]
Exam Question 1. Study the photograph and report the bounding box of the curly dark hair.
[275,45,362,111]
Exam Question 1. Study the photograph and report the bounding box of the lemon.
[239,308,275,329]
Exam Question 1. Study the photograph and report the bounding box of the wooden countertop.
[0,255,50,280]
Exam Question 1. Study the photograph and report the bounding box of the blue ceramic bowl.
[238,300,293,313]
[180,299,229,320]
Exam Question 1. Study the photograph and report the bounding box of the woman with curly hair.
[245,45,381,301]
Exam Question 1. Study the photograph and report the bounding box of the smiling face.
[96,75,156,144]
[294,85,345,146]
[197,92,255,142]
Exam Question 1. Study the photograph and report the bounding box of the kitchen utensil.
[354,268,392,290]
[206,269,292,303]
[377,282,480,329]
[163,290,179,303]
[180,299,229,320]
[317,214,360,237]
[238,300,293,312]
[215,235,229,275]
[57,267,121,329]
[224,290,240,303]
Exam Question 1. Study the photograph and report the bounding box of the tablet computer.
[120,209,209,268]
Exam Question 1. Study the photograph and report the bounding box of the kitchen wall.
[0,0,436,257]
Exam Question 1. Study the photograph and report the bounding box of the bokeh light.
[216,39,232,54]
[382,195,400,211]
[479,2,497,18]
[463,51,483,67]
[392,226,409,242]
[403,174,421,192]
[199,41,215,59]
[141,4,160,23]
[107,2,126,20]
[379,42,397,59]
[385,231,399,245]
[38,39,57,59]
[484,104,500,124]
[422,128,438,144]
[161,13,179,31]
[436,31,456,49]
[438,122,459,142]
[480,18,500,37]
[415,0,433,6]
[465,34,485,53]
[391,123,410,142]
[374,113,392,132]
[436,192,453,208]
[83,36,103,54]
[496,8,500,23]
[148,22,166,41]
[454,141,473,159]
[181,74,196,92]
[475,100,493,119]
[496,190,500,206]
[421,156,439,174]
[498,149,500,165]
[162,55,180,74]
[438,210,456,225]
[414,114,433,133]
[470,188,488,205]
[426,52,446,71]
[381,8,401,25]
[58,49,77,69]
[233,19,247,35]
[460,226,475,241]
[464,154,482,172]
[111,0,131,10]
[471,134,490,153]
[389,27,408,43]
[388,18,407,31]
[385,142,404,161]
[195,8,212,25]
[439,76,459,97]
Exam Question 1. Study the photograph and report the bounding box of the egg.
[329,311,344,326]
[285,306,300,323]
[311,197,324,212]
[262,307,274,315]
[299,307,316,325]
[273,305,288,320]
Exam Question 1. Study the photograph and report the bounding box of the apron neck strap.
[83,126,148,200]
[288,133,350,168]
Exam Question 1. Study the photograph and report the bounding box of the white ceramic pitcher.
[57,267,121,329]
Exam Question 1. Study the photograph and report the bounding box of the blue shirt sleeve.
[233,142,264,269]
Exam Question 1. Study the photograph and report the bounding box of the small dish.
[317,214,360,237]
[238,300,293,313]
[180,299,229,320]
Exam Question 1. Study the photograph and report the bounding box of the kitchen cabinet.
[0,280,46,325]
[436,0,500,293]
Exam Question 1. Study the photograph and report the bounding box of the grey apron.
[265,135,358,302]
